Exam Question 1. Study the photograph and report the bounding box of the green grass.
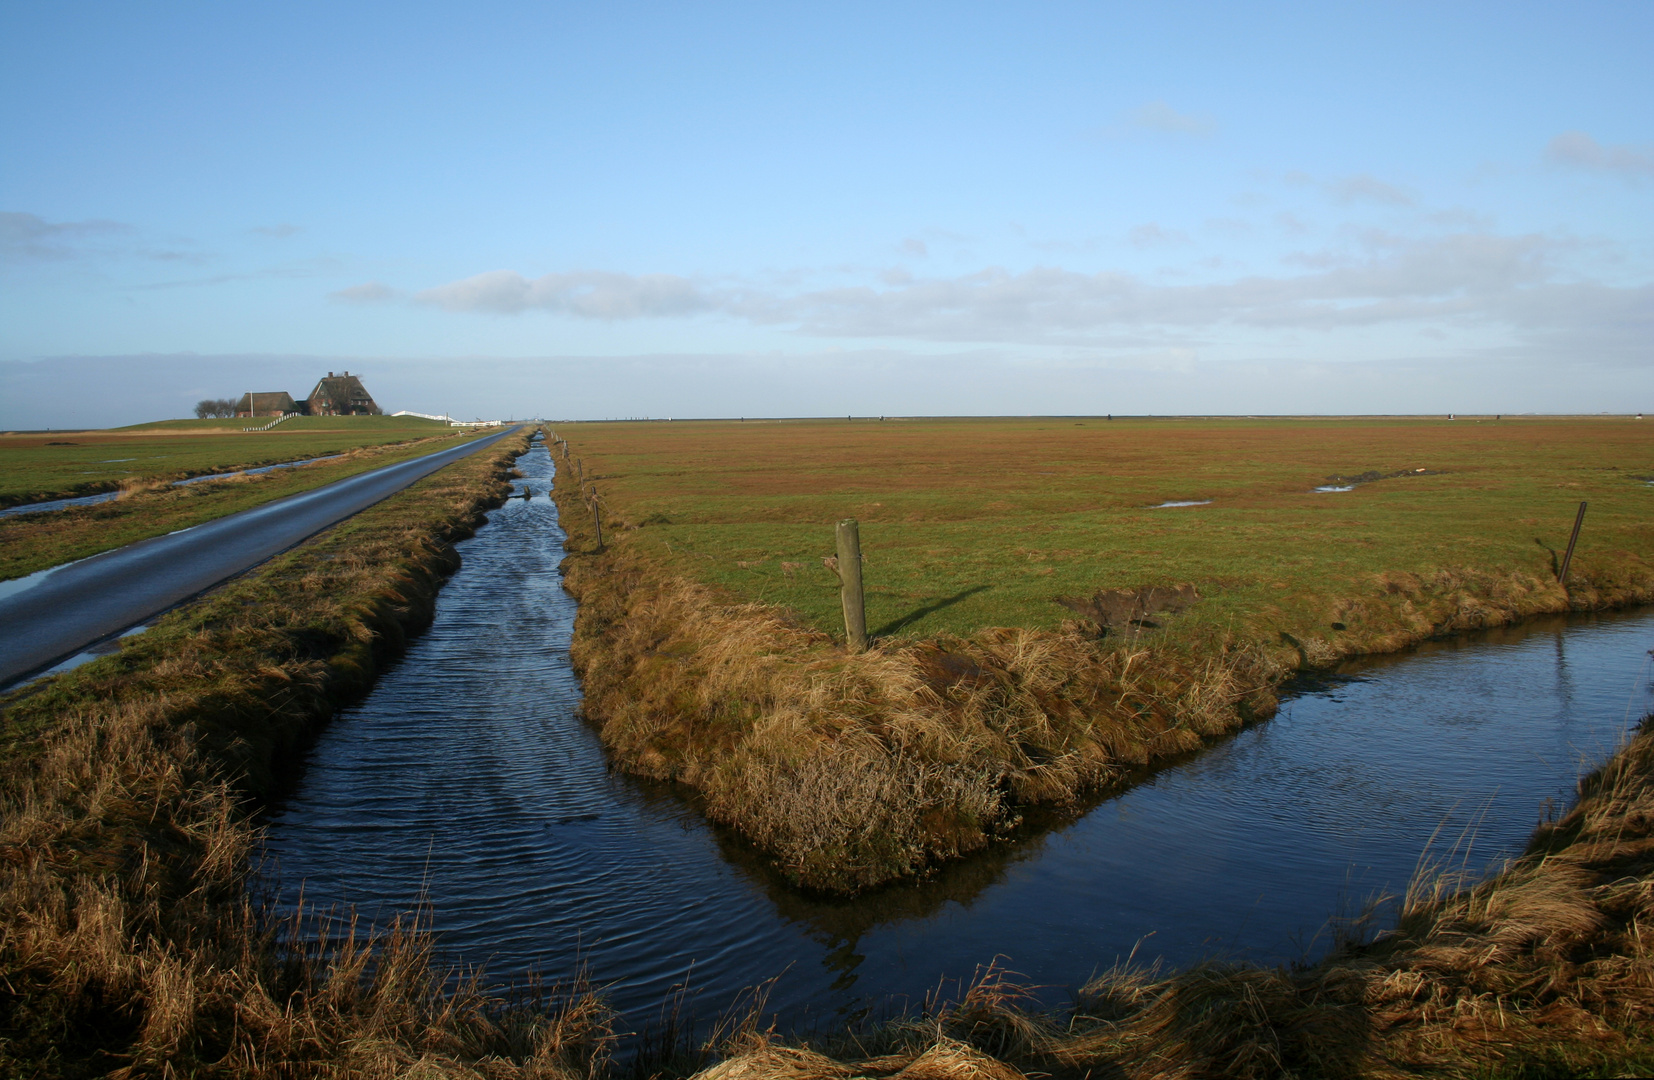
[0,414,452,506]
[0,421,494,581]
[115,414,452,433]
[563,416,1654,647]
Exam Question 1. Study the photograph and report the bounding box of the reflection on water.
[261,442,1654,1029]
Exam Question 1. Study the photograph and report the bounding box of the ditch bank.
[701,713,1654,1079]
[0,426,618,1077]
[550,438,1654,894]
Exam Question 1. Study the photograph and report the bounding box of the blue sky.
[2,1,1650,424]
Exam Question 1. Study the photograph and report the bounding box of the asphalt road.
[0,424,524,688]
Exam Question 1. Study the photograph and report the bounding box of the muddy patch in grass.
[1056,584,1201,637]
[1317,467,1443,491]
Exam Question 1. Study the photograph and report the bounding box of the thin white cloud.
[900,237,929,257]
[1325,174,1413,207]
[415,269,712,318]
[330,281,402,304]
[1128,224,1190,248]
[414,231,1648,365]
[0,210,132,260]
[136,256,342,291]
[1546,131,1654,180]
[1127,100,1215,136]
[1204,217,1252,238]
[1274,212,1312,236]
[253,223,303,238]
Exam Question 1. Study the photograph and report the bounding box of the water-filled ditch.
[0,454,347,518]
[261,440,1654,1029]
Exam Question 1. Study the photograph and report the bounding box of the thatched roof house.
[236,391,298,418]
[306,371,381,416]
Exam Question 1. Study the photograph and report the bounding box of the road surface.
[0,425,524,688]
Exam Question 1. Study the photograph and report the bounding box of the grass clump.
[0,425,616,1077]
[560,539,1278,891]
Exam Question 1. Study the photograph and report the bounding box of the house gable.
[305,370,381,416]
[235,391,297,417]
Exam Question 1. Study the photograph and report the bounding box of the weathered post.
[1557,501,1588,583]
[593,501,604,550]
[835,519,867,651]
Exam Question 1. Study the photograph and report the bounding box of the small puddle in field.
[260,441,1654,1032]
[1153,499,1211,508]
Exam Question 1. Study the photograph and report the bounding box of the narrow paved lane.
[0,425,523,688]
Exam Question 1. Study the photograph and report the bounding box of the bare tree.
[195,398,239,418]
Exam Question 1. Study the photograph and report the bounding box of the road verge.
[0,425,614,1077]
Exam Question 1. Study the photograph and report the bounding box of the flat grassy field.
[0,415,454,507]
[0,417,493,581]
[563,415,1654,646]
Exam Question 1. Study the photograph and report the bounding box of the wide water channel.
[262,441,1654,1028]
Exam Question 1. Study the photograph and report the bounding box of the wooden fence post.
[835,519,867,651]
[1557,501,1587,583]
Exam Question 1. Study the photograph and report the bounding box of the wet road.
[0,425,523,688]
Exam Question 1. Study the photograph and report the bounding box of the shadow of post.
[873,585,993,638]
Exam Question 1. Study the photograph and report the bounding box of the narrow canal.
[261,439,1654,1028]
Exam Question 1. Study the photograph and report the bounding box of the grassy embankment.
[549,416,1654,892]
[0,417,490,581]
[702,716,1654,1078]
[0,425,618,1077]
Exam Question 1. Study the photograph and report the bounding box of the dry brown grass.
[686,718,1654,1079]
[0,426,619,1077]
[557,472,1283,891]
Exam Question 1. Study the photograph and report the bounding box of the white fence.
[390,410,505,428]
[242,413,298,432]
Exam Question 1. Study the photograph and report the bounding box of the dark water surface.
[261,441,1654,1028]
